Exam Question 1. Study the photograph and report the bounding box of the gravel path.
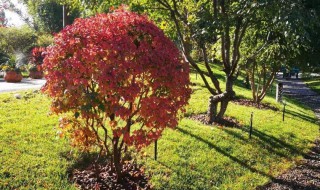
[258,78,320,190]
[0,78,46,93]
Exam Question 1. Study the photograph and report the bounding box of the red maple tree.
[42,8,191,180]
[31,47,46,71]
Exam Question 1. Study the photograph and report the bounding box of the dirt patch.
[189,114,242,128]
[232,99,279,111]
[256,139,320,190]
[71,161,152,190]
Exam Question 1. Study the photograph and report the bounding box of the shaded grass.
[0,70,318,189]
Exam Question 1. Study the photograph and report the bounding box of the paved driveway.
[0,78,46,93]
[277,77,320,120]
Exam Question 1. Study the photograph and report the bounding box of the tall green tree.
[295,0,320,72]
[242,0,320,103]
[59,0,130,17]
[21,0,79,33]
[129,0,270,123]
[0,26,36,54]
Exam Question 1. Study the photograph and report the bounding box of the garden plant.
[0,0,320,189]
[42,8,191,183]
[28,47,46,79]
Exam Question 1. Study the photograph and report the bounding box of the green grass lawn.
[0,91,78,190]
[303,76,320,94]
[0,69,318,189]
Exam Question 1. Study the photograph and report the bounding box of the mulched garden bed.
[71,161,152,190]
[232,99,279,111]
[189,114,242,128]
[256,139,320,190]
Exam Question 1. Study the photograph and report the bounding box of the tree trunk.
[112,137,122,182]
[217,100,229,119]
[245,74,250,89]
[207,96,218,124]
[207,75,235,123]
[207,94,233,123]
[256,71,276,103]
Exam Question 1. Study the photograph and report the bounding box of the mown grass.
[140,70,318,189]
[303,76,320,94]
[0,67,318,189]
[0,91,78,190]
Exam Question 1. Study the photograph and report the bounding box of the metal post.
[282,103,286,122]
[249,112,253,139]
[154,140,157,161]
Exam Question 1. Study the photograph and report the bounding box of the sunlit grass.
[140,71,318,189]
[0,91,78,190]
[0,69,318,189]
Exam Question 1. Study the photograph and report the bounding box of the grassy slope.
[303,77,320,94]
[141,66,318,189]
[0,92,78,190]
[0,66,318,189]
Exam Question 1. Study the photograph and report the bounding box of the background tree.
[0,26,36,54]
[294,0,320,73]
[127,0,269,123]
[21,0,80,33]
[42,9,191,181]
[241,1,291,103]
[0,26,36,69]
[241,0,320,103]
[61,0,131,16]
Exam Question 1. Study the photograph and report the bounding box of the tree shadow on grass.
[285,109,318,123]
[155,160,211,188]
[221,127,306,159]
[176,126,319,189]
[247,128,307,157]
[176,127,275,180]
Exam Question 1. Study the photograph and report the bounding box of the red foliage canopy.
[31,47,46,65]
[42,9,191,151]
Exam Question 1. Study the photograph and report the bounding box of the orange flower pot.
[4,71,23,83]
[29,70,43,79]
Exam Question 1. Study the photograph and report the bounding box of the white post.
[276,83,283,103]
[63,5,66,28]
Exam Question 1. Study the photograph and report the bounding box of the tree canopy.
[19,0,79,33]
[42,8,191,180]
[27,0,320,116]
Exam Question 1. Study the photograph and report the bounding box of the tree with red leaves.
[42,8,191,181]
[31,47,46,65]
[31,47,46,71]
